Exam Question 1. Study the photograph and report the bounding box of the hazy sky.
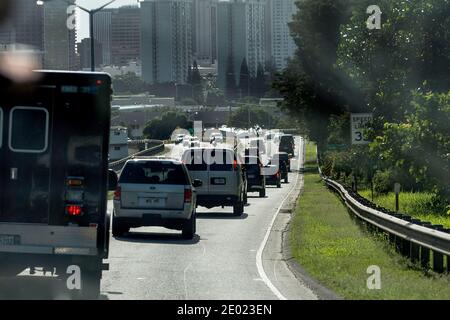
[76,0,138,40]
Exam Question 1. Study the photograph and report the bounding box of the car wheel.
[259,188,266,198]
[233,201,244,216]
[182,212,196,240]
[112,217,129,237]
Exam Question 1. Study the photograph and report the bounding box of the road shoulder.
[262,142,340,300]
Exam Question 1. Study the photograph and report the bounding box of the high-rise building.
[217,0,266,89]
[111,6,141,66]
[267,0,297,70]
[78,38,103,70]
[141,0,193,84]
[0,0,44,51]
[0,0,76,70]
[43,0,77,70]
[93,6,140,67]
[192,0,217,64]
[93,11,112,66]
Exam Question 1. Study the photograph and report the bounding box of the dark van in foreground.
[0,71,116,299]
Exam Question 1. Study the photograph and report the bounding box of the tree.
[228,105,274,129]
[191,60,203,104]
[113,72,147,94]
[273,0,355,148]
[143,111,192,140]
[254,63,266,98]
[239,58,250,98]
[225,55,237,98]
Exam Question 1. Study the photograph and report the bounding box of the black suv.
[279,134,295,158]
[243,156,266,197]
[271,152,290,183]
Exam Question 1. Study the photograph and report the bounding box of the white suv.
[181,148,247,216]
[112,158,202,239]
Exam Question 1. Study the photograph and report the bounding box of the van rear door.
[0,87,55,224]
[208,149,237,195]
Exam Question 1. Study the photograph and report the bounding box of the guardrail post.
[432,225,445,273]
[420,221,432,269]
[410,219,422,264]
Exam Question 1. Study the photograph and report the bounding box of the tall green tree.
[225,55,237,98]
[273,0,356,148]
[239,58,250,98]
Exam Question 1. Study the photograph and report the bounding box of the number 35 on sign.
[351,113,373,145]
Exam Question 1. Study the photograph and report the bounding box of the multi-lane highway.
[0,137,318,300]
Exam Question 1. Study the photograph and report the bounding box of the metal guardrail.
[109,141,165,172]
[321,174,450,273]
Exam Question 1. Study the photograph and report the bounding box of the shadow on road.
[114,232,201,245]
[197,212,249,220]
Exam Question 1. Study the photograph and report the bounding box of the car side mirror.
[108,169,118,191]
[192,179,203,188]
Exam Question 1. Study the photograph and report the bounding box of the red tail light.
[114,187,121,201]
[184,189,192,203]
[234,159,238,170]
[276,171,280,178]
[66,205,83,216]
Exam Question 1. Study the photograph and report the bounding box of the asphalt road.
[0,136,317,300]
[101,137,317,300]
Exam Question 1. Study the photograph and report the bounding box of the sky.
[76,0,138,40]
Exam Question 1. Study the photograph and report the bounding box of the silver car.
[113,158,202,239]
[181,148,247,216]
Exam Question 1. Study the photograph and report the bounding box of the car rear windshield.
[280,136,294,145]
[120,161,188,185]
[183,150,208,171]
[182,149,234,171]
[209,149,234,171]
[246,164,260,173]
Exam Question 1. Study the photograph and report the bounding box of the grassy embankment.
[289,141,449,299]
[358,190,450,228]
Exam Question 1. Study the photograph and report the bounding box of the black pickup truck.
[0,71,118,299]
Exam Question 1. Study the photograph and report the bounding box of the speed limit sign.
[351,113,373,145]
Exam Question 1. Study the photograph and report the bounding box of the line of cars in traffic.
[112,130,296,240]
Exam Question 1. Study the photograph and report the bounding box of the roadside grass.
[290,141,450,300]
[358,190,450,228]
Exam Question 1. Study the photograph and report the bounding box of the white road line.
[256,137,303,301]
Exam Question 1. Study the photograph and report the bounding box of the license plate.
[0,235,20,246]
[139,197,165,207]
[212,178,226,185]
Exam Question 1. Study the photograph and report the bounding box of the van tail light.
[234,159,238,170]
[184,189,192,203]
[66,205,83,217]
[114,187,121,201]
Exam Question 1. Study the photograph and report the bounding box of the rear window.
[120,161,188,185]
[208,149,234,171]
[246,164,260,172]
[183,149,235,171]
[9,107,49,153]
[183,150,208,171]
[280,136,294,145]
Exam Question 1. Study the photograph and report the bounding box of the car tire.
[182,212,196,240]
[112,217,129,237]
[233,201,244,216]
[259,188,266,198]
[284,176,289,183]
